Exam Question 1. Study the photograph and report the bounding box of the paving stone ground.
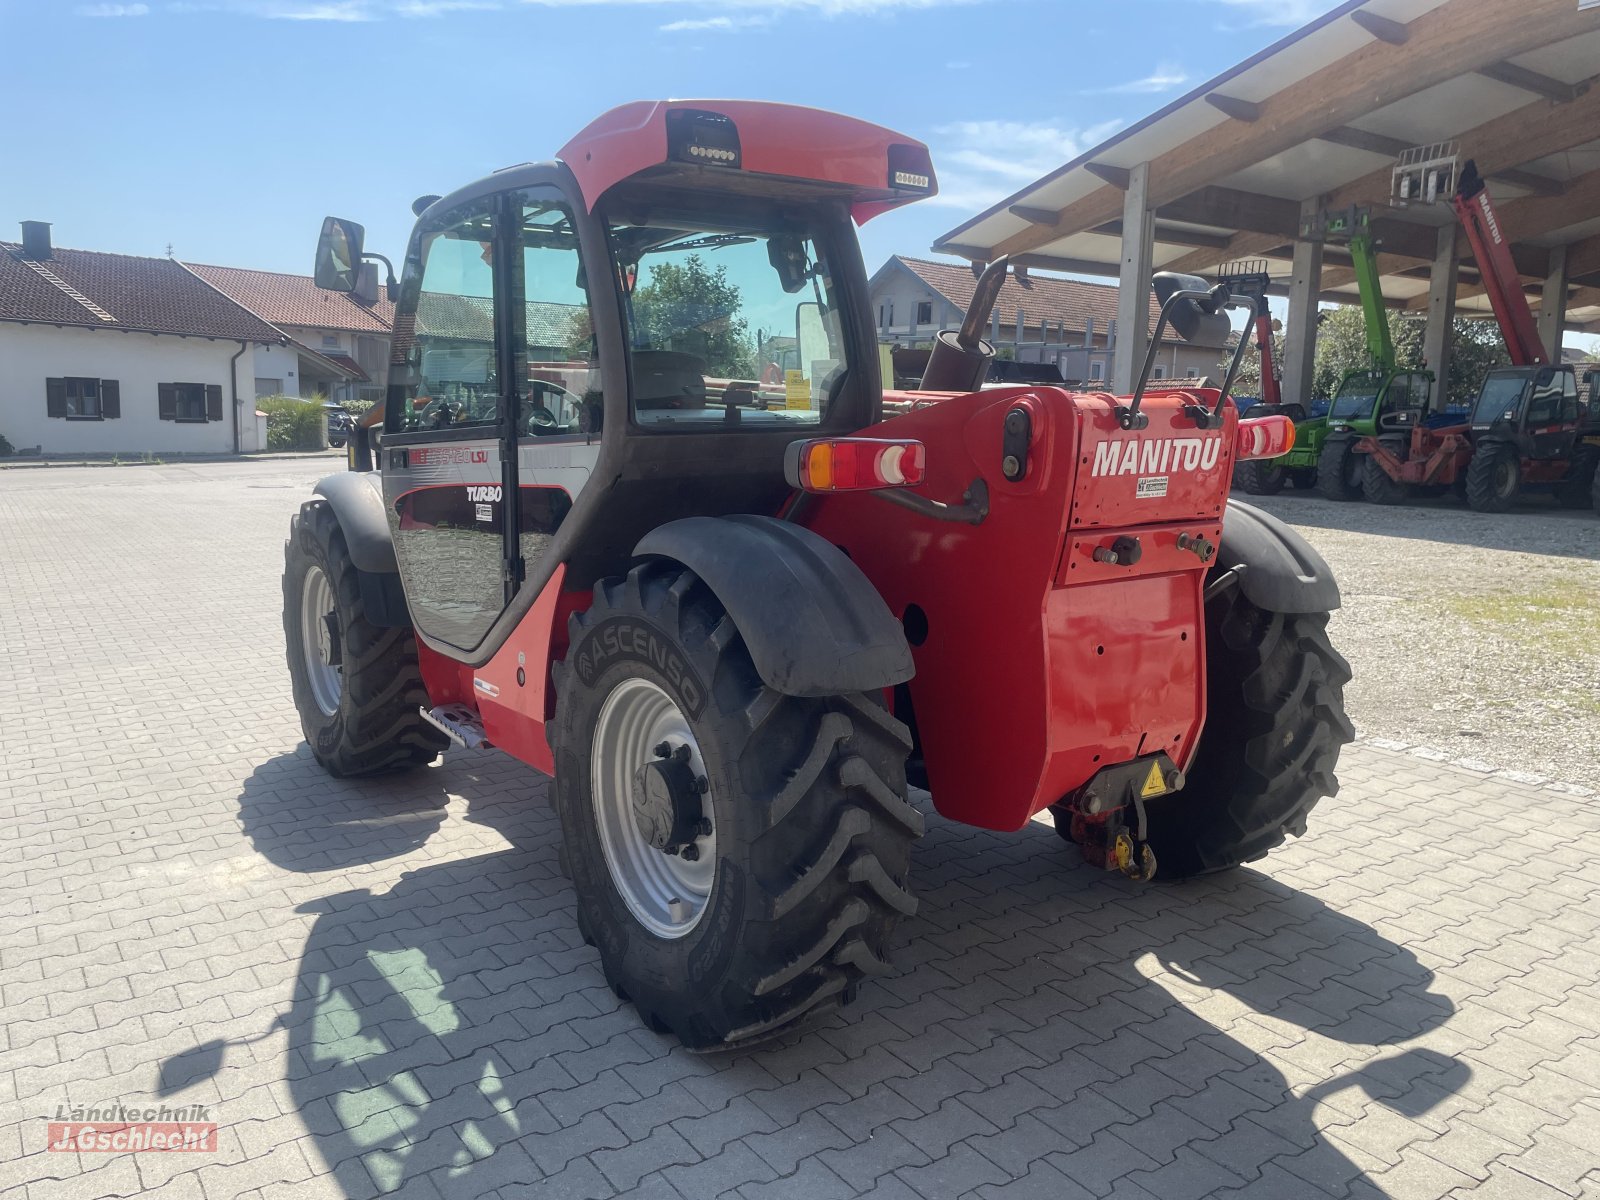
[2,459,1598,1200]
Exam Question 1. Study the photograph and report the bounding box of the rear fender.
[310,472,409,627]
[1212,499,1341,614]
[634,515,914,698]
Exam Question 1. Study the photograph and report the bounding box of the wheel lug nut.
[679,844,700,862]
[696,818,713,836]
[653,742,671,759]
[672,744,692,763]
[694,776,709,794]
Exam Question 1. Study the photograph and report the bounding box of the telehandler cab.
[284,100,1353,1049]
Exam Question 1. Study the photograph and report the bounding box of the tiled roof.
[0,243,284,342]
[888,256,1167,340]
[414,293,586,348]
[322,353,369,382]
[186,263,394,334]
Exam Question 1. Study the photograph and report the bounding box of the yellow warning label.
[1141,761,1168,798]
[785,369,810,411]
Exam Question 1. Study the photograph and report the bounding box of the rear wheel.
[1361,438,1410,505]
[283,501,445,776]
[1316,437,1363,501]
[1554,445,1599,510]
[1466,441,1521,513]
[1233,459,1286,495]
[1141,584,1353,878]
[552,561,921,1050]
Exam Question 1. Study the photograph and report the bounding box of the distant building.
[869,256,1226,386]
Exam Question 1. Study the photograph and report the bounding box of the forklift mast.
[1218,261,1279,406]
[1317,208,1395,373]
[1393,145,1548,368]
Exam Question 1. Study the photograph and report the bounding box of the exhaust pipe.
[919,256,1009,393]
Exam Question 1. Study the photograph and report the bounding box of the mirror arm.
[1122,286,1260,431]
[361,251,399,291]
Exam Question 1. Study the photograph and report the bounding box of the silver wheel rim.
[300,566,342,717]
[591,678,716,939]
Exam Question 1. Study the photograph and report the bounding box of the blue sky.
[0,0,1344,280]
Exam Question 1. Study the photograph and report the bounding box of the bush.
[0,433,13,457]
[344,398,377,419]
[258,396,326,451]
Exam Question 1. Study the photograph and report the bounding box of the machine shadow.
[171,778,1466,1198]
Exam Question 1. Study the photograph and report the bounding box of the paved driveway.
[2,461,1597,1200]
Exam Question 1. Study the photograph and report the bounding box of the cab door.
[1524,368,1579,460]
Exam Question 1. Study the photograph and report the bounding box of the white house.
[1,223,292,456]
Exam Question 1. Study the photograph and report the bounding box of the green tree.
[1306,304,1509,406]
[631,254,755,378]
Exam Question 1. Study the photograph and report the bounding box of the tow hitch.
[1067,754,1184,881]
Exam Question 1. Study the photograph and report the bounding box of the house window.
[159,382,222,423]
[322,334,341,348]
[1090,361,1105,381]
[915,301,933,325]
[255,378,283,398]
[1152,366,1166,379]
[46,377,120,420]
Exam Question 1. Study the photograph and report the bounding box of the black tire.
[283,501,446,777]
[1554,445,1599,510]
[1287,468,1318,490]
[1361,443,1410,506]
[551,561,921,1050]
[1466,441,1521,513]
[1141,586,1353,878]
[1316,437,1364,501]
[1233,459,1287,495]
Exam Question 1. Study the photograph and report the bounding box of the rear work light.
[887,143,935,193]
[666,109,742,168]
[1235,414,1296,461]
[784,438,927,493]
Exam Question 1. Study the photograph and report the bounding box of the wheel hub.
[631,744,709,854]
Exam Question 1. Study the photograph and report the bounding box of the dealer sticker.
[1136,476,1169,499]
[475,503,493,522]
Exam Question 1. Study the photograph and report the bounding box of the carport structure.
[933,0,1600,400]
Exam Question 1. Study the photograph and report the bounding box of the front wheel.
[1233,459,1286,495]
[1361,443,1410,506]
[282,501,446,776]
[1141,584,1353,878]
[1466,442,1521,513]
[552,562,921,1050]
[1316,437,1364,501]
[1554,445,1598,510]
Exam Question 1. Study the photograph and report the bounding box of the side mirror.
[1153,272,1233,346]
[315,216,365,293]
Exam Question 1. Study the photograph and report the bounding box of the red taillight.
[785,438,927,493]
[1235,414,1296,461]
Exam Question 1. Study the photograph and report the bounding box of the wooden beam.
[1156,186,1302,238]
[1493,168,1566,197]
[987,0,1600,261]
[1315,125,1415,157]
[1008,205,1059,227]
[1351,9,1409,44]
[1567,234,1600,282]
[1083,162,1129,189]
[1159,71,1600,278]
[1206,94,1261,122]
[939,244,1121,278]
[1476,60,1586,103]
[1093,221,1232,249]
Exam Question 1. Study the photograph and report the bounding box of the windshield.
[1472,371,1529,426]
[605,203,849,430]
[1329,371,1386,421]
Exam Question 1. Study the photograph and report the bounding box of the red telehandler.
[1357,148,1598,511]
[284,101,1352,1049]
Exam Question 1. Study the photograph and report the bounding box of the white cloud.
[1083,63,1189,95]
[76,2,150,14]
[263,0,375,15]
[660,13,770,30]
[527,0,980,12]
[924,117,1124,211]
[1214,0,1343,28]
[394,0,500,12]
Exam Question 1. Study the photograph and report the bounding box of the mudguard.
[312,472,396,574]
[1212,498,1342,614]
[634,515,915,698]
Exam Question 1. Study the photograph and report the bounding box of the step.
[421,704,491,750]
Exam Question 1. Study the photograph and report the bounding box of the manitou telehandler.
[1354,148,1599,512]
[1224,261,1324,495]
[284,100,1352,1049]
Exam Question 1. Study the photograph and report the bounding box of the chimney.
[20,221,52,261]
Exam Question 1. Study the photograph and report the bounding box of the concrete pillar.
[1280,196,1325,406]
[1423,222,1458,412]
[1112,162,1154,394]
[1538,245,1569,364]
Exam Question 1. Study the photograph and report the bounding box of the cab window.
[1526,369,1563,426]
[605,201,849,430]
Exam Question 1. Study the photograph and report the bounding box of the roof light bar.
[784,438,927,493]
[666,109,742,170]
[887,144,935,193]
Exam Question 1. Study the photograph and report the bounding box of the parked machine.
[283,100,1352,1049]
[1309,207,1438,501]
[1355,148,1599,511]
[1222,262,1321,494]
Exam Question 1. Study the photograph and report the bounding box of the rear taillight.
[1235,414,1296,461]
[784,438,927,493]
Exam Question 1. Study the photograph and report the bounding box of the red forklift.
[1356,148,1597,511]
[1223,262,1317,494]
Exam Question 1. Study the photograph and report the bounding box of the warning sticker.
[1141,761,1169,798]
[785,369,811,411]
[1135,476,1169,499]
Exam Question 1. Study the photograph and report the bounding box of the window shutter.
[159,383,177,420]
[101,380,121,419]
[47,378,67,418]
[205,384,224,422]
